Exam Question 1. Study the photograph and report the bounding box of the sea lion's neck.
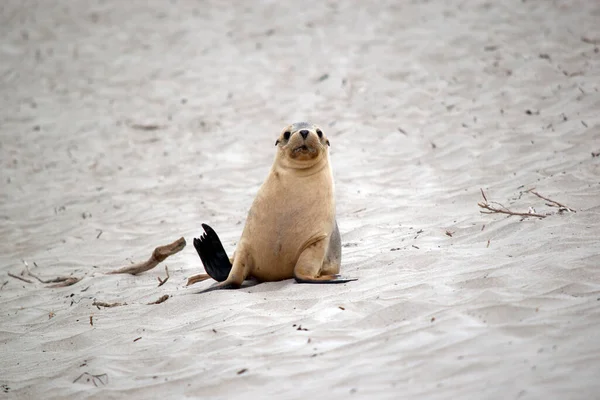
[274,155,330,177]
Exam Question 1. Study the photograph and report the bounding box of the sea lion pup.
[193,122,357,292]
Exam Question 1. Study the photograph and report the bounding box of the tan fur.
[217,122,342,288]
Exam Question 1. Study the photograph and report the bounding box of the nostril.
[299,130,309,139]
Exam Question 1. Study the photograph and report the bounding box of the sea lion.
[193,122,357,292]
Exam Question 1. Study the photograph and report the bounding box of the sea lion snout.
[299,130,309,139]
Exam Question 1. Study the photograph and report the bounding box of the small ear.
[275,139,280,146]
[326,139,330,147]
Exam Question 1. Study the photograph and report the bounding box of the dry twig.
[0,281,7,290]
[73,372,108,386]
[581,36,600,45]
[109,237,186,275]
[148,294,169,305]
[27,271,81,286]
[186,273,211,286]
[157,266,170,287]
[92,301,125,309]
[8,272,32,284]
[46,277,81,288]
[527,189,576,213]
[478,189,547,218]
[21,260,81,287]
[130,123,164,131]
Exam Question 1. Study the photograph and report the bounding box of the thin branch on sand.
[26,270,81,286]
[157,266,169,287]
[21,260,81,287]
[186,273,211,286]
[73,372,108,387]
[7,272,33,284]
[526,189,576,213]
[130,123,164,131]
[147,294,169,305]
[478,189,547,218]
[480,188,488,203]
[46,277,81,288]
[108,237,186,275]
[92,300,126,309]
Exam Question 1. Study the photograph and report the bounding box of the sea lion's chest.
[244,167,335,274]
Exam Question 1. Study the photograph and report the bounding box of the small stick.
[581,36,600,45]
[108,237,186,275]
[490,201,510,210]
[1,281,8,290]
[92,301,125,308]
[22,261,81,287]
[478,203,547,218]
[480,188,488,203]
[148,294,169,305]
[8,272,32,284]
[96,230,103,239]
[478,189,547,218]
[73,372,108,386]
[186,273,211,286]
[26,270,78,285]
[157,266,169,287]
[47,277,81,288]
[528,190,576,212]
[131,123,163,131]
[89,316,94,326]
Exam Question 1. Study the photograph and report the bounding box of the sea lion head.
[275,122,330,166]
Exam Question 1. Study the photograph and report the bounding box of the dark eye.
[283,131,291,140]
[316,129,323,138]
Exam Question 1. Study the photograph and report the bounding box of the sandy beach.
[1,0,599,399]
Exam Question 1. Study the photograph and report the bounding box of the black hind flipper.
[193,223,232,282]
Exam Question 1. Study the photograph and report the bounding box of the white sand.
[1,0,600,399]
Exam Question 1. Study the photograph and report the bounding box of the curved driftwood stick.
[108,237,186,275]
[186,273,212,286]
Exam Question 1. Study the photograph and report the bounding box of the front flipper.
[295,274,358,284]
[294,237,358,285]
[196,281,241,293]
[192,223,232,282]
